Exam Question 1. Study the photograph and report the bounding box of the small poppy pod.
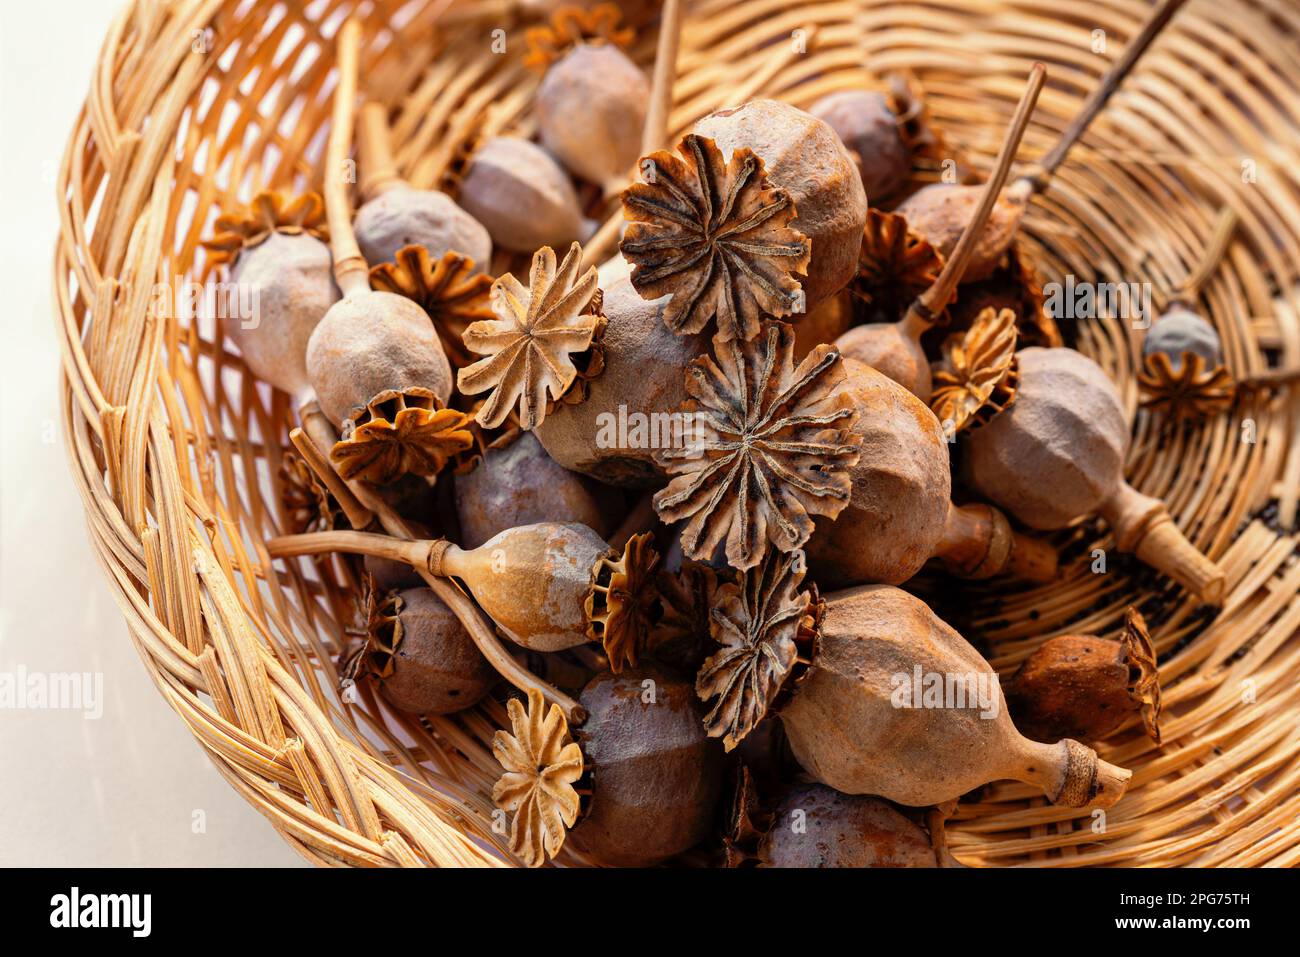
[1143,303,1224,372]
[305,290,469,484]
[202,193,340,398]
[894,181,1027,285]
[536,43,649,195]
[429,523,658,669]
[1006,608,1162,745]
[757,783,940,868]
[690,99,869,312]
[452,430,625,549]
[962,346,1225,603]
[353,103,492,269]
[804,359,1055,588]
[455,136,597,253]
[534,276,707,487]
[808,89,912,203]
[568,666,724,866]
[835,314,935,402]
[349,586,495,715]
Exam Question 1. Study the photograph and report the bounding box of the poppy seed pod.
[569,666,723,866]
[456,136,596,252]
[962,346,1225,603]
[808,89,911,202]
[356,586,495,715]
[537,43,649,194]
[759,784,939,868]
[453,431,624,549]
[534,277,707,487]
[1143,303,1223,372]
[689,99,868,313]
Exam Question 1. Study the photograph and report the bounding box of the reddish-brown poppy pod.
[305,27,471,485]
[962,346,1225,603]
[344,585,495,715]
[835,63,1045,402]
[354,101,491,269]
[695,550,1131,809]
[804,358,1057,588]
[568,666,723,866]
[896,0,1190,283]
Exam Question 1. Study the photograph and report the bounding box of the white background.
[0,2,300,866]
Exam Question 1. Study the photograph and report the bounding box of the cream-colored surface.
[0,1,300,867]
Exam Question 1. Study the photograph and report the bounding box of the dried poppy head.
[944,244,1061,349]
[524,3,636,72]
[353,103,491,269]
[536,39,648,196]
[894,181,1027,285]
[492,688,585,867]
[689,99,868,313]
[428,522,658,666]
[202,191,340,398]
[1006,606,1162,746]
[533,276,707,488]
[653,321,862,571]
[453,430,624,550]
[1138,305,1234,423]
[962,346,1225,603]
[568,665,724,866]
[808,89,913,202]
[456,242,604,431]
[621,133,812,343]
[278,450,340,534]
[757,783,940,868]
[804,358,1054,588]
[369,244,494,370]
[929,306,1019,436]
[768,577,1132,808]
[456,136,597,253]
[347,584,495,715]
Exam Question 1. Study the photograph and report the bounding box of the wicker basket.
[54,0,1300,867]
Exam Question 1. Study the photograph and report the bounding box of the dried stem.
[288,426,373,529]
[1012,0,1188,197]
[907,63,1045,324]
[641,0,683,157]
[357,101,405,201]
[287,400,587,722]
[324,20,370,297]
[1173,205,1238,303]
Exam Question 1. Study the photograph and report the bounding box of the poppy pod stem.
[905,63,1045,328]
[1012,0,1190,201]
[935,501,1057,582]
[276,405,587,723]
[356,101,406,202]
[324,20,370,297]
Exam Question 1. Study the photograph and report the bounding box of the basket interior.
[55,0,1300,866]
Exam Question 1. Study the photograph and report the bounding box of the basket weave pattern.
[55,0,1300,866]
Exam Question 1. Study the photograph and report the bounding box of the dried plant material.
[947,248,1060,350]
[492,689,584,867]
[279,451,339,534]
[885,72,942,161]
[1138,351,1235,423]
[524,3,635,72]
[585,532,660,673]
[329,388,474,484]
[930,307,1019,433]
[452,402,525,475]
[621,134,811,343]
[369,245,494,368]
[650,560,723,672]
[696,548,820,751]
[457,242,602,430]
[1123,607,1162,745]
[964,347,1225,604]
[759,784,940,868]
[780,585,1131,809]
[851,209,945,322]
[722,764,765,867]
[570,667,723,866]
[809,90,912,202]
[654,322,861,570]
[202,190,328,265]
